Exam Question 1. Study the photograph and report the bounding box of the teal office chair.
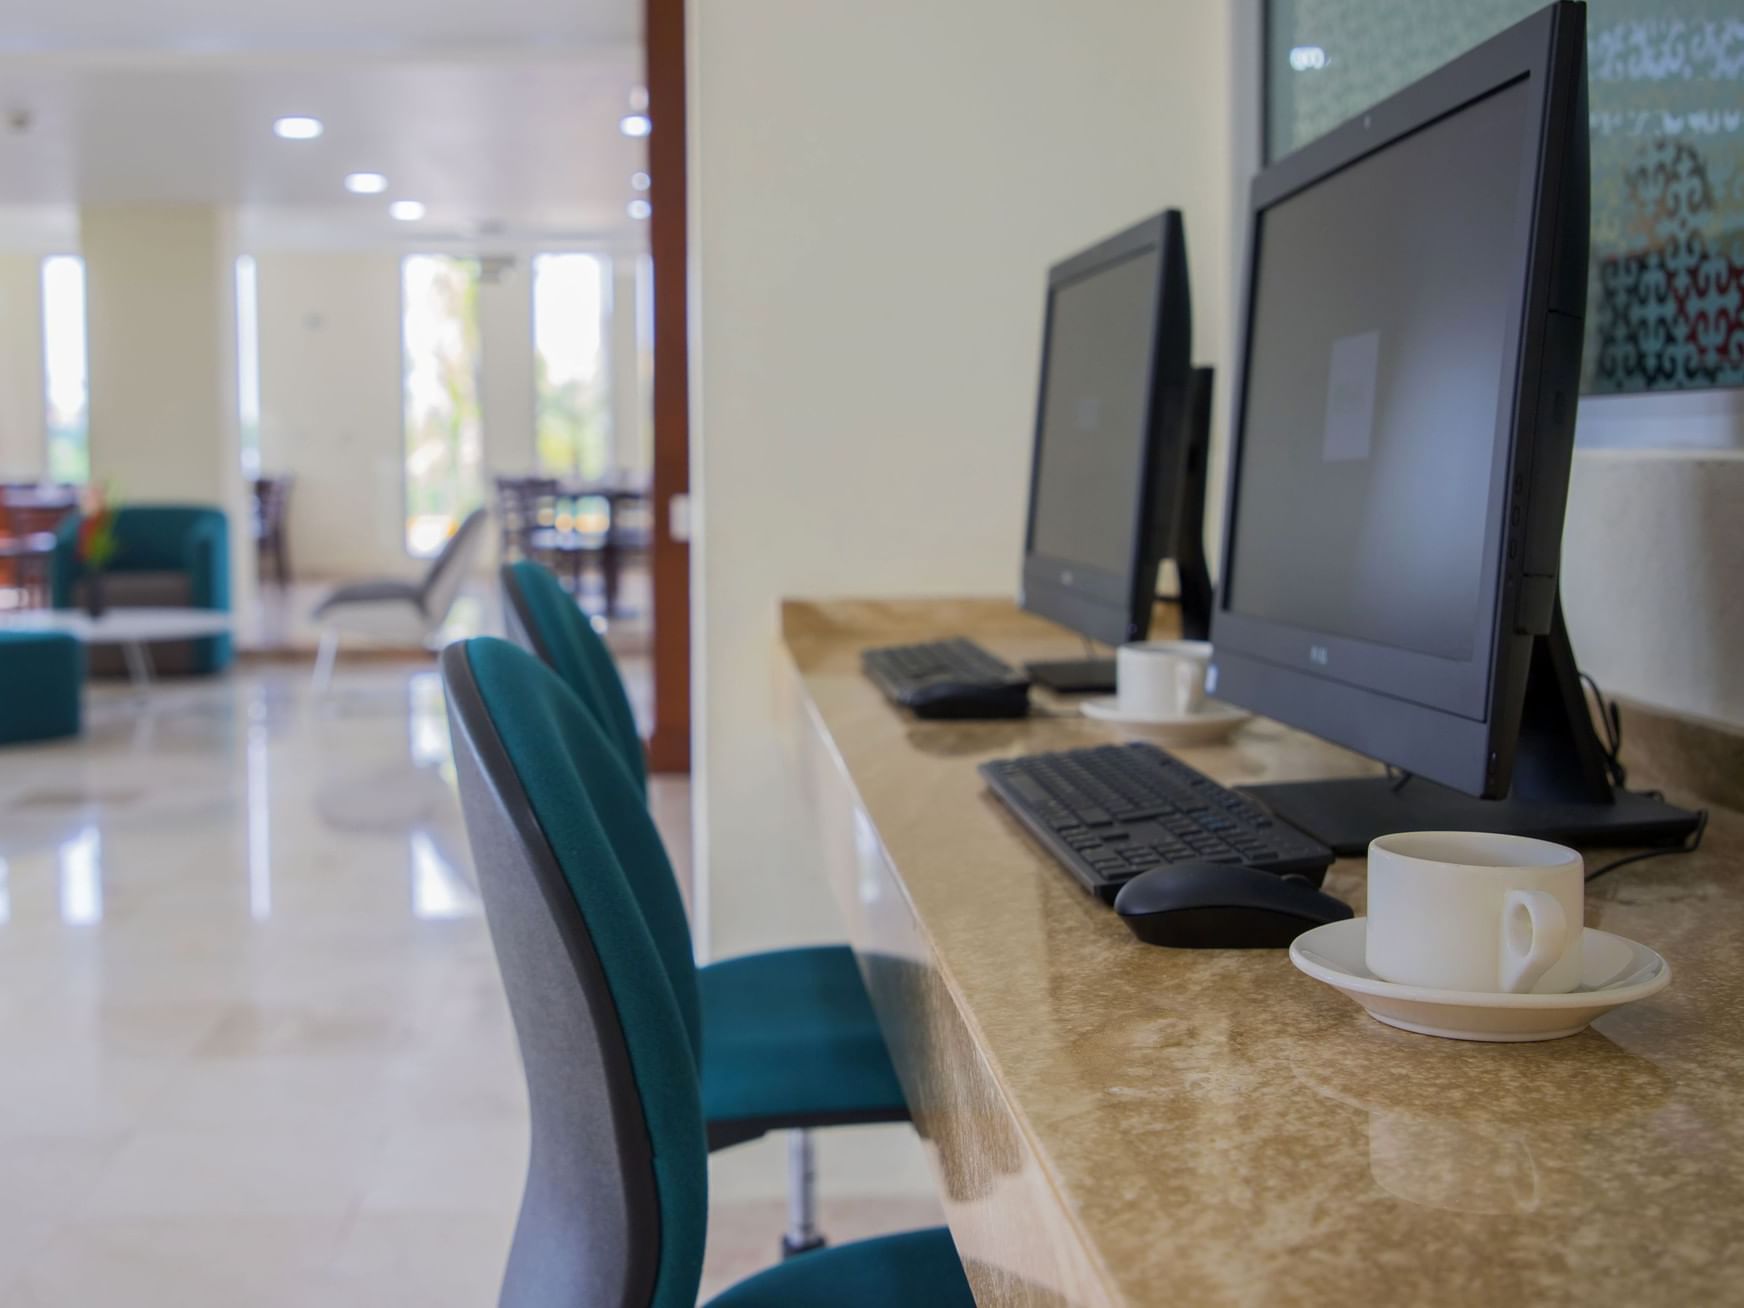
[500,561,911,1256]
[442,638,975,1307]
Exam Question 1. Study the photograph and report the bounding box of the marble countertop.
[782,597,1744,1306]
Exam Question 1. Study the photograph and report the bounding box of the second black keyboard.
[981,742,1335,901]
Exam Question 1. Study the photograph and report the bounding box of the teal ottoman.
[0,630,83,744]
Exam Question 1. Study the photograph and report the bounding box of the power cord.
[1586,807,1709,883]
[1373,672,1706,883]
[1568,669,1709,881]
[1580,670,1629,788]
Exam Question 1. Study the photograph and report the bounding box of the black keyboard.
[861,637,1031,720]
[981,742,1335,901]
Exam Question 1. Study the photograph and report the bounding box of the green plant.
[76,483,120,571]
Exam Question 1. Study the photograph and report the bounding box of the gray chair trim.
[442,643,662,1308]
[420,507,489,616]
[312,578,424,617]
[500,564,557,669]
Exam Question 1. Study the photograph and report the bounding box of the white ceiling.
[0,0,646,247]
[1,0,638,57]
[0,52,649,244]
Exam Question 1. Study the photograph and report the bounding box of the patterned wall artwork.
[1266,1,1744,395]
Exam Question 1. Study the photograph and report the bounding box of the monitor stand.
[1027,368,1217,697]
[1240,602,1703,857]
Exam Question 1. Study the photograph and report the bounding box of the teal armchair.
[53,504,233,675]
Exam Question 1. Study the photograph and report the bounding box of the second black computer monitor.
[1019,210,1210,691]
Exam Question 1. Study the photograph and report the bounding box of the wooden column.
[645,0,691,773]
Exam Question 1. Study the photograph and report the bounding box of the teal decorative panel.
[1266,2,1744,395]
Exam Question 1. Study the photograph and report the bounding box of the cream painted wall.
[0,254,47,479]
[478,261,539,483]
[81,205,254,619]
[254,249,635,581]
[82,207,240,499]
[1562,447,1744,732]
[688,1,1236,957]
[255,250,412,579]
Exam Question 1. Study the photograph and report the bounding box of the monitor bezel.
[1019,210,1192,649]
[1209,2,1587,798]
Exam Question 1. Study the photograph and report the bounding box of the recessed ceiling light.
[627,199,651,220]
[631,171,652,192]
[389,200,427,222]
[619,114,652,139]
[1289,45,1328,71]
[273,116,323,141]
[345,172,388,194]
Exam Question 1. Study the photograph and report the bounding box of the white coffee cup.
[1366,831,1583,995]
[1115,640,1211,720]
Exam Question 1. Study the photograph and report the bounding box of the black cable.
[1579,670,1629,789]
[1385,765,1414,793]
[1585,808,1709,883]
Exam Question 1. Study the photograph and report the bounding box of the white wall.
[81,205,254,619]
[256,250,412,579]
[0,254,47,479]
[479,262,539,485]
[254,247,640,581]
[689,0,1236,957]
[1562,442,1744,733]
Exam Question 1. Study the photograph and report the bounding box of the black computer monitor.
[1019,211,1211,693]
[1208,1,1697,853]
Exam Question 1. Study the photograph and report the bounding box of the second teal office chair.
[500,562,911,1256]
[442,638,974,1306]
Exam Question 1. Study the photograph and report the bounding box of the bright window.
[41,255,89,485]
[402,254,484,557]
[236,254,262,478]
[1263,0,1744,397]
[533,253,611,480]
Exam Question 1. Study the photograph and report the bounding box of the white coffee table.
[0,607,232,687]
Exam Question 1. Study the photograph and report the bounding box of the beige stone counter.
[778,597,1744,1307]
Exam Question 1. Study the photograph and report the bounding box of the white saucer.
[1289,918,1670,1042]
[1080,697,1252,745]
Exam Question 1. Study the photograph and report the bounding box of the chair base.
[781,1130,823,1260]
[780,1234,827,1260]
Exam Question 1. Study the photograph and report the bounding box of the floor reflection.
[57,824,103,926]
[410,828,480,921]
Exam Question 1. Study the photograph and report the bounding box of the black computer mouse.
[904,680,1031,720]
[1113,863,1353,949]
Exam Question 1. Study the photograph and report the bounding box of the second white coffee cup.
[1115,640,1211,719]
[1366,831,1584,995]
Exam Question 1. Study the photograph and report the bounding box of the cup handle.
[1500,889,1569,994]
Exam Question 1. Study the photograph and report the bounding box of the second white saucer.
[1080,696,1251,745]
[1289,917,1670,1042]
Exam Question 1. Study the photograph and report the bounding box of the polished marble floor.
[240,569,651,658]
[0,660,936,1305]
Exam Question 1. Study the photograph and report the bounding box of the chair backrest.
[501,560,646,792]
[419,508,488,622]
[442,637,706,1308]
